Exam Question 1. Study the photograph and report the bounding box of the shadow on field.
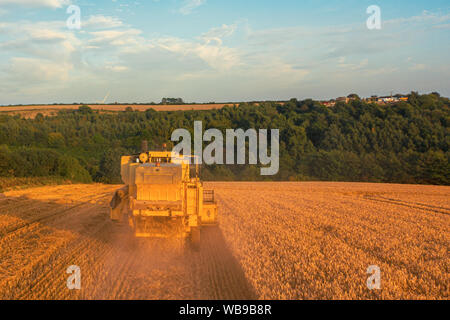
[189,226,257,300]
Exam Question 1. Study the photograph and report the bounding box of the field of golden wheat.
[0,182,448,300]
[0,104,231,119]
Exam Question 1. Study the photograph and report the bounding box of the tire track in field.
[22,192,115,299]
[80,224,256,300]
[89,231,193,299]
[13,208,113,299]
[363,195,450,216]
[375,195,450,211]
[0,193,112,240]
[0,191,114,299]
[0,198,46,216]
[256,192,446,269]
[3,185,256,300]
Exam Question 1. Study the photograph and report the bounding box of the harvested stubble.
[0,182,448,300]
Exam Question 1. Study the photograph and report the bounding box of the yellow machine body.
[110,151,218,244]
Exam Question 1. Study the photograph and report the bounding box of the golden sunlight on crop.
[0,182,448,300]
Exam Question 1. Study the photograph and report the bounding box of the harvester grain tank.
[110,143,218,247]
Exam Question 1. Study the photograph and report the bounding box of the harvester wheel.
[190,226,201,250]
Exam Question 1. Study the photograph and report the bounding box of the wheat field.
[0,104,230,119]
[214,182,449,299]
[0,182,448,299]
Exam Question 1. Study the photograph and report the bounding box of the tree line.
[0,92,448,185]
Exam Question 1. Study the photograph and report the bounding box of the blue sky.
[0,0,449,104]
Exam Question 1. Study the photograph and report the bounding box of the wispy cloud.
[409,64,426,71]
[200,24,237,45]
[0,5,449,103]
[83,15,124,29]
[0,0,70,8]
[156,30,240,71]
[384,10,450,26]
[337,57,369,71]
[433,23,450,29]
[179,0,206,15]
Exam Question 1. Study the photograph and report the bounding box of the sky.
[0,0,449,105]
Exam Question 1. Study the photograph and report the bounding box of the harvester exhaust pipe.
[141,140,148,153]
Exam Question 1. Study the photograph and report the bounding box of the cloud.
[409,64,426,71]
[0,20,81,98]
[156,29,241,72]
[5,57,72,84]
[245,10,450,62]
[1,7,448,104]
[364,67,399,76]
[337,58,369,71]
[105,65,128,72]
[88,29,142,45]
[0,17,304,102]
[83,15,124,29]
[384,10,450,26]
[179,0,206,15]
[0,0,70,8]
[0,21,80,64]
[200,24,237,45]
[87,28,150,54]
[433,23,450,29]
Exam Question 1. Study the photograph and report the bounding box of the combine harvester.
[110,142,218,247]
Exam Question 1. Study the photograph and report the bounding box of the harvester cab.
[110,143,218,247]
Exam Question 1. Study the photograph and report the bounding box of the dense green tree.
[96,147,128,184]
[48,132,66,148]
[0,92,448,185]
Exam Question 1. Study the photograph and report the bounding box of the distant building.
[365,95,378,103]
[378,96,406,103]
[321,100,336,107]
[378,96,395,103]
[319,94,407,107]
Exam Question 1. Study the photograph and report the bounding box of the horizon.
[0,90,445,107]
[0,0,449,105]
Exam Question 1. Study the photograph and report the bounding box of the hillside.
[0,92,448,185]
